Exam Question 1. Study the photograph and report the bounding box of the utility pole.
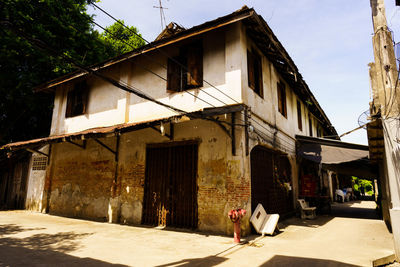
[369,0,400,260]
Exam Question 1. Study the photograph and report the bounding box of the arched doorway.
[250,146,294,217]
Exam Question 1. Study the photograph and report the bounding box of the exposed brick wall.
[119,162,145,224]
[48,141,115,221]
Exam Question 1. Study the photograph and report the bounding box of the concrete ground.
[0,201,395,267]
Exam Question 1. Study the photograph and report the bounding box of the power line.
[89,19,222,108]
[88,5,312,146]
[0,21,187,116]
[1,19,242,140]
[89,1,239,105]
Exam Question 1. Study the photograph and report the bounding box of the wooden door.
[142,142,198,229]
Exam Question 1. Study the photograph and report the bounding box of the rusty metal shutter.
[251,146,294,217]
[142,142,198,229]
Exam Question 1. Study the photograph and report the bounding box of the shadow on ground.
[331,202,379,220]
[0,223,128,266]
[0,224,45,235]
[260,255,360,267]
[154,255,228,267]
[279,215,334,229]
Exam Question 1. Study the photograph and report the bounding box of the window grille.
[32,156,47,171]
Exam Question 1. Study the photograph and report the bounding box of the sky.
[87,1,400,145]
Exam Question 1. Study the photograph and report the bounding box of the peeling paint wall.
[48,139,115,221]
[46,118,250,235]
[42,20,335,235]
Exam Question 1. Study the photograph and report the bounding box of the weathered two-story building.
[1,7,338,235]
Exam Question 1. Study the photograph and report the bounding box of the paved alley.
[0,201,395,266]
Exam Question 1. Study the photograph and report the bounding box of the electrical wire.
[7,4,332,154]
[89,1,240,105]
[88,6,320,147]
[89,19,227,109]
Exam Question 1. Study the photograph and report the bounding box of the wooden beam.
[67,140,86,150]
[94,139,116,156]
[25,148,49,157]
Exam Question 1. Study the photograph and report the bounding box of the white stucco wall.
[242,30,323,144]
[49,21,325,143]
[50,26,243,136]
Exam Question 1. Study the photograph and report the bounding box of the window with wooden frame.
[247,50,263,98]
[65,80,89,118]
[277,81,287,118]
[167,41,203,92]
[309,116,313,137]
[297,100,302,131]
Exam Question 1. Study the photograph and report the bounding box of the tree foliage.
[99,20,145,55]
[0,0,144,146]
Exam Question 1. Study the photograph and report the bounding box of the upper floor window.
[167,41,203,92]
[277,81,287,118]
[308,116,313,137]
[66,80,89,118]
[297,100,302,131]
[247,50,263,98]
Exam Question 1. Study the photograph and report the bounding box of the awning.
[1,104,244,152]
[297,142,369,164]
[296,135,378,179]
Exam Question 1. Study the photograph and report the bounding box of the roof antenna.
[153,0,168,30]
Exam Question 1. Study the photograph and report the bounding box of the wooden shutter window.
[247,50,263,98]
[186,42,203,87]
[255,56,263,98]
[309,117,313,136]
[282,85,287,117]
[297,100,302,131]
[65,81,89,118]
[167,41,203,92]
[277,82,287,118]
[247,50,256,90]
[167,57,182,92]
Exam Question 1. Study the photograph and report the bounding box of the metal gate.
[142,141,198,229]
[250,146,293,216]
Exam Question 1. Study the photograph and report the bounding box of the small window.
[32,156,47,171]
[66,80,89,118]
[247,50,263,98]
[297,100,302,131]
[309,116,313,137]
[277,81,287,118]
[167,41,203,92]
